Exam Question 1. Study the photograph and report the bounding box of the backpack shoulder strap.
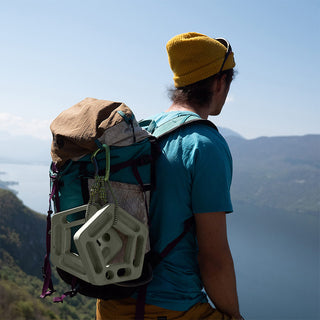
[135,216,194,319]
[140,114,217,139]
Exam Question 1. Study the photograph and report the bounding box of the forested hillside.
[227,134,320,214]
[0,189,46,277]
[0,189,96,320]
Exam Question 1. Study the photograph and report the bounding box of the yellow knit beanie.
[166,32,236,88]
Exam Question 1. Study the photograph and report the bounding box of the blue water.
[228,203,319,320]
[0,162,50,214]
[1,163,319,319]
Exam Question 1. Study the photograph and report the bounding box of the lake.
[0,162,50,214]
[228,202,319,320]
[0,162,319,320]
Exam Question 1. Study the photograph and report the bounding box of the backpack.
[40,98,217,305]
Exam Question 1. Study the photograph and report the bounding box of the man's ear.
[213,73,227,95]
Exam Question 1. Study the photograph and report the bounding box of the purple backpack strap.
[40,208,54,298]
[159,217,193,259]
[40,172,60,299]
[135,284,148,320]
[53,277,79,303]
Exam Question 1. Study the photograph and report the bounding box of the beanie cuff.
[173,52,235,87]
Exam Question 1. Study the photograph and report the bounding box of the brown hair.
[168,69,235,108]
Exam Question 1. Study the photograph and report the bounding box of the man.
[96,32,243,320]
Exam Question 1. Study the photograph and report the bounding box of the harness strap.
[159,217,193,259]
[110,154,154,175]
[40,176,59,299]
[135,284,148,320]
[134,216,194,319]
[131,164,151,226]
[40,209,54,298]
[50,163,61,212]
[79,162,90,204]
[41,165,63,300]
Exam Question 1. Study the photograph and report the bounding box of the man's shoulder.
[180,123,232,163]
[179,120,225,143]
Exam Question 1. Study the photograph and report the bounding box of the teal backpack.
[40,99,217,307]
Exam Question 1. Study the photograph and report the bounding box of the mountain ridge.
[1,133,319,215]
[1,127,318,164]
[225,134,320,214]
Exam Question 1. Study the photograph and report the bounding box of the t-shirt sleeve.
[189,130,233,214]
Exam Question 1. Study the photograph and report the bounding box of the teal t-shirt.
[144,111,233,311]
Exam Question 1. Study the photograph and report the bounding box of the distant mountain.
[0,131,51,164]
[1,129,319,216]
[218,126,243,139]
[226,134,320,215]
[0,126,244,164]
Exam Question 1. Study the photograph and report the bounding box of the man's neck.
[166,103,209,120]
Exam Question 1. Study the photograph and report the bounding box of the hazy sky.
[0,0,319,140]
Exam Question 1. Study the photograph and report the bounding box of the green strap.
[103,144,110,182]
[90,144,110,181]
[90,144,118,208]
[139,114,217,138]
[149,114,201,137]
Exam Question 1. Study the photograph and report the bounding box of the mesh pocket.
[88,179,150,253]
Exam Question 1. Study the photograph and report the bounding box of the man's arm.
[195,211,241,319]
